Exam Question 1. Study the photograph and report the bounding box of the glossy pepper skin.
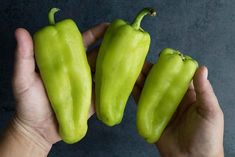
[33,8,92,144]
[137,48,198,143]
[95,8,156,126]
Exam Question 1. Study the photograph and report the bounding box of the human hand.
[10,23,108,149]
[133,65,224,157]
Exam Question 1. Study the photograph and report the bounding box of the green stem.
[131,8,156,30]
[48,8,60,25]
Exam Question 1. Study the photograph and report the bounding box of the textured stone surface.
[0,0,235,156]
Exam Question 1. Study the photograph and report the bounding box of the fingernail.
[203,66,208,80]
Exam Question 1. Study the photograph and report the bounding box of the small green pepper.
[95,8,156,126]
[137,48,198,143]
[33,8,92,144]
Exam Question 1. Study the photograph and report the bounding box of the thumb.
[193,66,222,118]
[13,28,35,94]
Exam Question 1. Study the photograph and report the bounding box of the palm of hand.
[158,88,224,157]
[14,72,59,143]
[156,88,212,156]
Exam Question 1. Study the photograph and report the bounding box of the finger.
[82,23,109,48]
[135,61,153,88]
[176,82,196,115]
[87,47,99,73]
[142,61,153,76]
[168,81,196,126]
[132,85,141,103]
[13,28,35,93]
[188,81,194,90]
[89,82,96,118]
[193,66,222,118]
[178,81,196,113]
[135,72,146,88]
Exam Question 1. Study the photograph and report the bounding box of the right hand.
[133,65,224,157]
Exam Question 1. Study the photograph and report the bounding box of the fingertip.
[201,66,208,80]
[15,28,30,41]
[193,66,215,103]
[15,28,21,37]
[194,66,208,86]
[15,28,33,56]
[97,22,110,33]
[15,28,24,35]
[13,28,35,80]
[193,67,204,94]
[97,22,110,31]
[15,28,24,44]
[83,23,110,48]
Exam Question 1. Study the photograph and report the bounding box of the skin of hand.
[0,21,224,157]
[0,23,109,156]
[73,40,225,157]
[132,63,224,157]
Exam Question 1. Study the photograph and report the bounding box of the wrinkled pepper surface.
[137,48,198,143]
[95,8,156,126]
[33,8,92,144]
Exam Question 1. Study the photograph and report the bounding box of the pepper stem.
[131,8,156,30]
[48,8,60,25]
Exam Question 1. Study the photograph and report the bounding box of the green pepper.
[95,8,156,126]
[137,48,198,143]
[33,8,92,144]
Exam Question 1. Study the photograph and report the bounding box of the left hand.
[11,23,109,148]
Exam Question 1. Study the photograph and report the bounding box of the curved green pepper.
[33,8,92,144]
[95,8,156,126]
[137,48,198,143]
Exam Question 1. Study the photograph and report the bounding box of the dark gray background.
[0,0,234,156]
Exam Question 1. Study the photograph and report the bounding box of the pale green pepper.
[95,8,156,126]
[137,48,198,143]
[33,8,92,144]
